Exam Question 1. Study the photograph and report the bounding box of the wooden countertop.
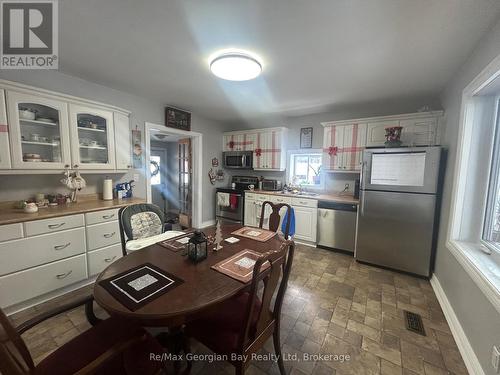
[245,189,359,205]
[0,197,145,225]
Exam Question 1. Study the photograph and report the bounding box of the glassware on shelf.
[76,113,109,164]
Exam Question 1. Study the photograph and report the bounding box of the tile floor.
[10,245,468,375]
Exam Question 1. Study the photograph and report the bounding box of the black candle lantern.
[187,231,208,263]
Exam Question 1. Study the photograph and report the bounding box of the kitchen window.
[289,152,322,186]
[483,102,500,253]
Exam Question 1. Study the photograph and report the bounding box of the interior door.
[0,90,11,169]
[150,148,167,215]
[178,138,192,228]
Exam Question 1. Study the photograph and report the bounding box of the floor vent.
[404,310,426,336]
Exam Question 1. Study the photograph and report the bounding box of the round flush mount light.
[210,52,262,81]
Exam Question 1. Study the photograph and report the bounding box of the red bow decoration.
[328,146,338,156]
[228,141,235,149]
[255,148,262,157]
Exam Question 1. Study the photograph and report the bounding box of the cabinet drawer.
[0,228,86,276]
[245,192,257,200]
[291,197,318,208]
[88,243,122,276]
[270,195,292,205]
[86,221,120,251]
[0,254,87,308]
[0,223,23,242]
[255,194,270,202]
[25,214,84,237]
[85,208,120,225]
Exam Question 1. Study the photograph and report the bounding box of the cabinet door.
[7,91,71,169]
[0,90,11,169]
[69,104,115,169]
[254,130,283,170]
[244,199,257,227]
[366,120,399,147]
[322,125,344,170]
[342,123,367,171]
[114,112,132,170]
[293,206,317,242]
[400,117,438,146]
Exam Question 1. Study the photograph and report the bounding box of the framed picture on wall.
[300,127,313,148]
[165,107,191,131]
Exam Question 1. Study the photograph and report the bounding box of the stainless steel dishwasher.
[317,201,357,253]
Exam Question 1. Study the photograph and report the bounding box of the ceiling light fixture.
[210,52,262,81]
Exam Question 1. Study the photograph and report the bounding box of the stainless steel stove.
[215,176,259,223]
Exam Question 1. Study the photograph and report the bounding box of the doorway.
[145,123,203,229]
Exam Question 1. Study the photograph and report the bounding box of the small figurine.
[213,220,223,251]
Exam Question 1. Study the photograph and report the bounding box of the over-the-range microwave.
[223,151,253,169]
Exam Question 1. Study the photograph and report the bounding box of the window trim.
[446,52,500,314]
[286,149,324,189]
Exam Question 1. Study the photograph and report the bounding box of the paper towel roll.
[103,178,113,201]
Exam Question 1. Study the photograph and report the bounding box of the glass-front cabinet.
[69,104,115,169]
[7,91,71,169]
[0,90,11,169]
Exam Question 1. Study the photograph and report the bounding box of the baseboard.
[430,275,485,375]
[199,220,216,228]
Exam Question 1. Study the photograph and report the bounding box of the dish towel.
[229,194,238,210]
[217,192,230,207]
[281,208,295,237]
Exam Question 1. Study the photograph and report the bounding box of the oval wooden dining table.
[93,224,286,327]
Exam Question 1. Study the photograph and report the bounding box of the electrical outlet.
[133,174,140,182]
[492,345,500,373]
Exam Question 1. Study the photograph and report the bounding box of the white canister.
[103,177,113,201]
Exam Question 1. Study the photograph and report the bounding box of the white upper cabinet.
[322,123,366,171]
[113,111,132,170]
[223,132,256,151]
[69,104,115,170]
[7,91,72,169]
[365,119,399,147]
[223,127,287,171]
[322,111,443,172]
[0,90,11,169]
[253,128,287,171]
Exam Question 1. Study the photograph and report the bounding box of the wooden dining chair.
[185,239,295,375]
[118,203,168,256]
[0,295,166,375]
[259,201,292,239]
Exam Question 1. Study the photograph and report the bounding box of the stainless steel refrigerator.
[355,146,442,277]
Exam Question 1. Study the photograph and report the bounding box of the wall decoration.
[165,107,191,131]
[212,157,219,167]
[208,167,225,185]
[132,129,143,169]
[300,127,313,148]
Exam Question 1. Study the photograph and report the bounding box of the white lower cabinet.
[244,198,257,227]
[292,199,318,243]
[88,243,122,276]
[0,227,86,275]
[0,254,87,307]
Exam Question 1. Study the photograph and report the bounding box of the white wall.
[436,17,500,375]
[0,70,229,223]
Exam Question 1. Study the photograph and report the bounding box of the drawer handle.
[48,223,65,229]
[103,232,116,238]
[299,201,307,205]
[102,214,115,219]
[54,243,71,250]
[104,256,117,263]
[56,270,72,279]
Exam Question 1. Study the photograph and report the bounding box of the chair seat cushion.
[35,318,163,375]
[185,292,261,355]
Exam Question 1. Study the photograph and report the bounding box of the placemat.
[157,231,195,252]
[99,263,183,311]
[231,227,276,242]
[211,249,270,283]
